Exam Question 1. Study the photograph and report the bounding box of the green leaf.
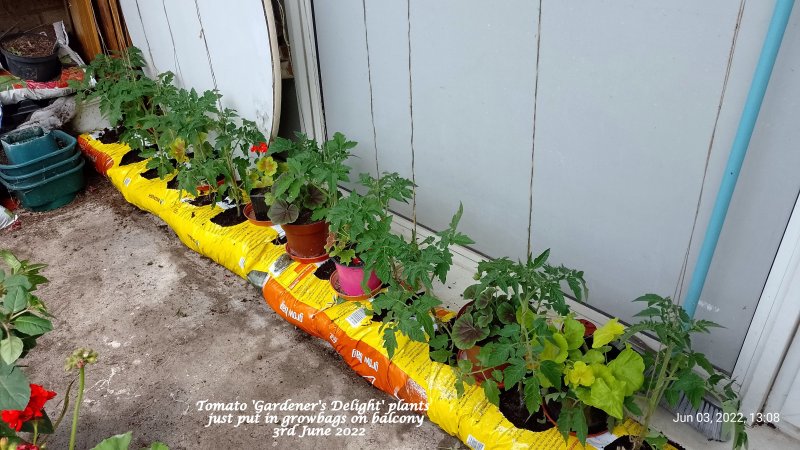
[607,348,645,396]
[537,360,563,389]
[540,334,569,364]
[691,352,716,376]
[3,286,27,313]
[503,362,527,388]
[672,371,706,409]
[0,251,22,272]
[451,313,489,350]
[13,314,53,336]
[585,376,625,419]
[429,349,451,363]
[382,328,398,360]
[267,199,300,225]
[532,249,550,268]
[634,307,661,317]
[563,317,585,350]
[92,432,133,450]
[0,361,30,410]
[427,333,448,350]
[523,376,542,414]
[581,349,605,365]
[2,274,32,289]
[624,396,642,416]
[0,337,23,365]
[145,444,170,450]
[592,318,625,348]
[482,379,500,406]
[556,402,588,445]
[496,302,516,325]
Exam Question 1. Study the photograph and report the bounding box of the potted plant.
[325,172,413,296]
[611,294,748,450]
[368,204,473,358]
[244,142,282,225]
[428,252,596,436]
[543,318,645,445]
[0,32,61,82]
[266,132,354,260]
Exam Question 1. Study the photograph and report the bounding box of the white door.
[733,188,800,433]
[765,326,800,440]
[119,0,281,138]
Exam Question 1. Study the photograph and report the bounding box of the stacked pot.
[0,127,85,211]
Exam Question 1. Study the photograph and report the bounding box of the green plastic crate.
[0,158,85,211]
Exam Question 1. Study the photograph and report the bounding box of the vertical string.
[673,0,748,304]
[134,0,158,74]
[361,0,380,175]
[193,0,222,112]
[162,0,184,83]
[526,0,544,256]
[406,0,417,235]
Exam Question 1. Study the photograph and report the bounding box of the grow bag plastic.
[77,134,678,450]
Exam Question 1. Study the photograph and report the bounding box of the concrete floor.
[2,173,463,450]
[3,171,796,450]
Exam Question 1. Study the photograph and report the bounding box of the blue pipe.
[683,0,795,318]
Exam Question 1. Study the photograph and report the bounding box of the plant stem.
[32,420,38,445]
[68,366,85,450]
[634,343,674,450]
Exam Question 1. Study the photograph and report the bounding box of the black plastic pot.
[250,190,270,221]
[0,35,61,82]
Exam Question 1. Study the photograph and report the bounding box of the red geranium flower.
[0,384,56,431]
[250,142,269,154]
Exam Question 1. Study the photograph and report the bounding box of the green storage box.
[0,127,58,165]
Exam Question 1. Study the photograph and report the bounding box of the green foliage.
[433,249,586,375]
[75,46,269,210]
[71,47,151,127]
[0,250,52,411]
[369,204,473,358]
[176,107,266,209]
[268,132,354,225]
[623,294,747,450]
[325,172,413,266]
[91,431,169,450]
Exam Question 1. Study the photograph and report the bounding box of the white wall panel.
[120,0,277,136]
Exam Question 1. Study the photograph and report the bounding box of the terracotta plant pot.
[244,203,273,227]
[283,220,329,260]
[333,258,381,296]
[456,345,510,386]
[454,300,510,385]
[578,318,597,336]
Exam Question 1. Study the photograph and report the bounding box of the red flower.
[18,443,39,450]
[0,384,56,431]
[250,142,269,154]
[1,409,29,431]
[27,384,56,418]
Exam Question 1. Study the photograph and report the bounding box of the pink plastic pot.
[333,259,381,296]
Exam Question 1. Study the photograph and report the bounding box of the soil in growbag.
[77,134,680,450]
